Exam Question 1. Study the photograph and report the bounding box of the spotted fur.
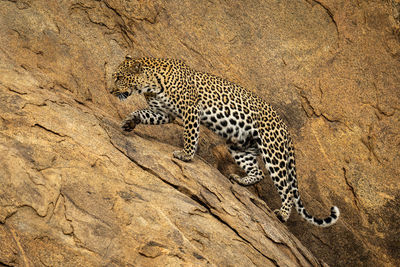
[110,55,340,227]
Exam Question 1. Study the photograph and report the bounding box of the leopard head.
[110,55,161,101]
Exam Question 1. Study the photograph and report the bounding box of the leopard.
[110,55,340,227]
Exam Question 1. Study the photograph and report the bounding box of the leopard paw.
[173,150,193,162]
[229,174,260,186]
[229,174,242,184]
[121,117,140,132]
[274,209,289,222]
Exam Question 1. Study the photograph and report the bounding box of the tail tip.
[320,206,340,227]
[315,206,340,227]
[331,206,340,219]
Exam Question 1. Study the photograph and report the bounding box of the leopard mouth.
[116,91,130,101]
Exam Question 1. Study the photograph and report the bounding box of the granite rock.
[0,0,399,266]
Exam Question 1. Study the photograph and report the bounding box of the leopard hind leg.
[228,141,264,186]
[257,128,293,222]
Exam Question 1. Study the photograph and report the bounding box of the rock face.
[0,0,399,266]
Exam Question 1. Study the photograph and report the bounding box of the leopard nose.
[109,87,118,94]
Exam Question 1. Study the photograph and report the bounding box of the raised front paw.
[121,116,141,132]
[173,150,193,162]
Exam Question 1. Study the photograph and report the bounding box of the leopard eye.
[130,62,142,74]
[113,72,124,81]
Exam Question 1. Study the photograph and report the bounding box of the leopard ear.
[130,62,142,74]
[125,54,133,60]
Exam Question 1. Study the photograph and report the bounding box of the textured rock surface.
[0,0,399,266]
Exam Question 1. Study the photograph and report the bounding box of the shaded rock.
[0,0,399,266]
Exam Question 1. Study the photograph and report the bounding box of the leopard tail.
[286,137,340,227]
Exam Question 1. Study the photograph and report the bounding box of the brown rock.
[0,0,399,266]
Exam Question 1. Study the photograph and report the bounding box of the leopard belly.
[201,109,254,144]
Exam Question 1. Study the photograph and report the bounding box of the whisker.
[117,92,130,101]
